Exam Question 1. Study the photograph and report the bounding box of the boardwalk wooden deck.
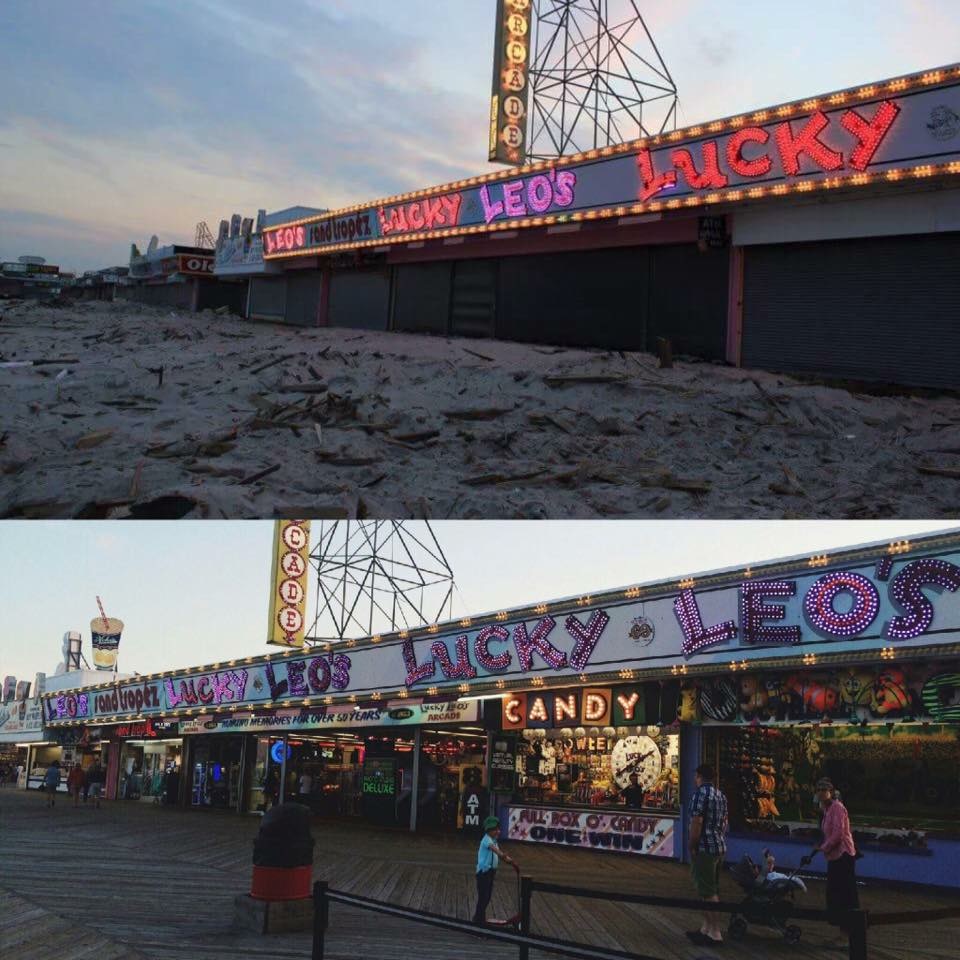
[1,790,957,960]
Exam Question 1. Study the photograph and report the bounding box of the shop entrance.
[118,738,182,802]
[188,735,245,810]
[253,725,489,830]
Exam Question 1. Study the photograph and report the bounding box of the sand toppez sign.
[90,616,123,671]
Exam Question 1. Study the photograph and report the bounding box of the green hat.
[483,816,500,830]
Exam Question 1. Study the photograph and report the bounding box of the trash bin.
[250,801,314,901]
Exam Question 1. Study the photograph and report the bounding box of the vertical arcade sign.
[267,520,312,648]
[489,0,531,164]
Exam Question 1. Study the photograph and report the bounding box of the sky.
[1,0,958,272]
[0,520,955,684]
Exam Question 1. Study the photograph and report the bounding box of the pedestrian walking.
[86,762,105,809]
[43,760,61,807]
[472,816,516,924]
[67,763,86,807]
[686,763,729,947]
[801,777,859,940]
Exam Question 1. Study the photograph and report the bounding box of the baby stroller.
[728,852,806,945]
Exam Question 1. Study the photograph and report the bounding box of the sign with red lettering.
[264,67,960,259]
[177,255,214,275]
[505,805,676,857]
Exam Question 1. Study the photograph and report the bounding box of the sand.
[0,297,957,519]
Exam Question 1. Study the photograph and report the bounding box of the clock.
[610,735,662,790]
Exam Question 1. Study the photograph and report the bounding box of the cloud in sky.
[1,0,958,271]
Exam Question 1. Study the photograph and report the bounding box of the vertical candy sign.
[267,520,311,648]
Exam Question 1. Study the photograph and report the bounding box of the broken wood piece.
[239,463,282,485]
[128,460,145,499]
[392,429,441,444]
[249,353,295,375]
[442,407,513,421]
[75,429,114,450]
[316,452,381,467]
[274,382,328,394]
[657,338,673,369]
[461,469,547,486]
[462,347,495,362]
[543,373,633,387]
[916,465,960,479]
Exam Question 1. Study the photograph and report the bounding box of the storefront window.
[706,723,960,847]
[119,739,182,801]
[514,726,680,812]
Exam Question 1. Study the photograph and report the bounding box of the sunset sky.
[1,0,958,271]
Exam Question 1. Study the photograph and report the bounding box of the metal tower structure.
[195,221,216,248]
[305,522,456,644]
[526,0,678,161]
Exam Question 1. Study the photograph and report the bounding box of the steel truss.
[527,0,678,161]
[305,521,456,644]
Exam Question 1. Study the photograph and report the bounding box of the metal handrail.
[312,879,660,960]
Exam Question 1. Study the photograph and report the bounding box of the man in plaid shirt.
[686,763,728,946]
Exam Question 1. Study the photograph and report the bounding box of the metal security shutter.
[195,279,247,315]
[497,247,648,350]
[648,244,728,360]
[742,233,960,389]
[328,268,390,330]
[284,272,323,327]
[451,259,496,339]
[391,262,452,334]
[248,277,286,321]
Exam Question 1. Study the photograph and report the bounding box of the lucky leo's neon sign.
[638,100,901,201]
[676,557,960,657]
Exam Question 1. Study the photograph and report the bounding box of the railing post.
[847,909,868,960]
[518,875,533,960]
[312,880,328,960]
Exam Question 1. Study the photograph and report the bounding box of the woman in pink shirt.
[801,777,859,931]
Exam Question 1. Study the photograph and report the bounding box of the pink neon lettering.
[553,170,576,206]
[503,180,526,217]
[480,185,505,224]
[527,175,553,212]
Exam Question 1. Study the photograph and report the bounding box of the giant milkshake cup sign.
[90,616,124,671]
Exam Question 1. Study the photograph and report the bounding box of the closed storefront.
[451,258,497,339]
[248,276,287,322]
[497,246,649,351]
[392,262,452,335]
[284,272,324,327]
[328,267,390,330]
[495,244,728,358]
[648,244,728,361]
[741,233,960,389]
